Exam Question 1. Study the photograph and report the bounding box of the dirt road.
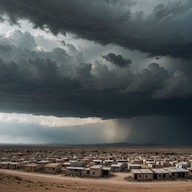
[1,169,192,192]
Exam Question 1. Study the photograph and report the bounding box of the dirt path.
[1,169,192,192]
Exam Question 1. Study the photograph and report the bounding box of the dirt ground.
[1,169,192,192]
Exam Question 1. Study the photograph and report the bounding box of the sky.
[0,0,192,145]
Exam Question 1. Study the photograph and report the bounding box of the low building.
[102,167,111,177]
[151,168,169,180]
[90,165,103,177]
[164,167,190,179]
[44,163,62,174]
[111,163,123,172]
[69,160,85,167]
[128,164,142,171]
[0,162,9,169]
[24,163,43,172]
[8,162,22,169]
[131,169,153,181]
[116,160,128,171]
[66,167,84,176]
[81,168,90,177]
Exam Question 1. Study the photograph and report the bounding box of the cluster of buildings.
[0,147,192,180]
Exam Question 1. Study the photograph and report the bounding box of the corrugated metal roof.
[151,168,169,174]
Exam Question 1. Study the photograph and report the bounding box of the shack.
[111,163,123,172]
[102,166,111,177]
[24,163,43,172]
[44,163,62,174]
[90,165,103,177]
[165,167,190,179]
[151,168,169,180]
[128,164,142,171]
[66,167,84,176]
[131,169,153,181]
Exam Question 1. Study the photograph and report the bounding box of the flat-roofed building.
[111,163,123,172]
[0,162,9,169]
[164,167,190,179]
[102,167,111,177]
[128,164,142,171]
[151,168,169,180]
[44,163,62,174]
[116,159,128,171]
[66,167,84,176]
[90,165,103,177]
[81,168,90,177]
[24,163,43,172]
[8,162,22,170]
[131,169,153,181]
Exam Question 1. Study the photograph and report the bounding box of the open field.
[1,169,192,192]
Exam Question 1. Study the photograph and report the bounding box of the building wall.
[132,173,153,181]
[111,166,122,172]
[44,166,61,174]
[24,165,43,172]
[65,169,82,176]
[154,173,169,180]
[90,168,102,177]
[9,164,21,169]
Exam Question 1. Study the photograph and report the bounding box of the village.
[0,146,192,182]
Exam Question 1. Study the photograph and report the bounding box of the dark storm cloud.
[102,53,132,68]
[0,30,192,118]
[0,0,192,58]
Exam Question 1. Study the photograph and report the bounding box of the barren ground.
[1,169,192,192]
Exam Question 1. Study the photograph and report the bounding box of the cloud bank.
[0,30,191,118]
[1,0,192,58]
